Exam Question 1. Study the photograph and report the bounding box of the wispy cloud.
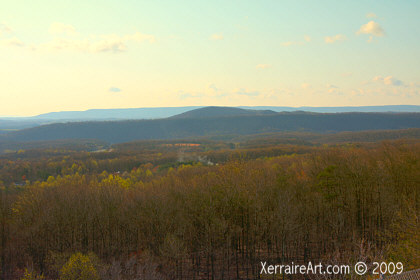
[325,34,347,44]
[281,35,311,47]
[363,77,419,97]
[326,84,340,94]
[0,23,12,35]
[208,83,218,92]
[210,33,224,40]
[357,21,385,42]
[42,37,126,53]
[179,92,202,100]
[373,76,403,86]
[179,85,263,100]
[366,12,377,18]
[179,83,228,100]
[109,87,122,93]
[0,23,28,49]
[49,22,77,36]
[42,31,155,53]
[281,41,301,47]
[256,64,271,70]
[301,83,311,89]
[94,37,127,52]
[1,37,25,47]
[205,83,227,97]
[234,88,260,96]
[125,32,156,43]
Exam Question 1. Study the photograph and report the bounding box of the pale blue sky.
[1,0,419,116]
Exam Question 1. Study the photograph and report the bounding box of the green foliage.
[59,252,99,280]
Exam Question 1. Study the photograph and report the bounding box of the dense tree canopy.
[0,137,418,279]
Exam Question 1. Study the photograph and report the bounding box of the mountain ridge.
[3,105,419,120]
[170,106,278,119]
[1,110,419,144]
[2,105,419,131]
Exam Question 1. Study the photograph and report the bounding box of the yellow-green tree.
[20,268,45,280]
[59,253,99,280]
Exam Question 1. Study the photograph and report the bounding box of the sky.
[1,0,420,116]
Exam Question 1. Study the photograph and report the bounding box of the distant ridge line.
[2,105,420,120]
[2,111,419,144]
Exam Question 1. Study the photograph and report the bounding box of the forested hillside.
[2,111,420,144]
[170,106,277,118]
[0,135,418,279]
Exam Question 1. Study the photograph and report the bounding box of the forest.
[0,131,419,279]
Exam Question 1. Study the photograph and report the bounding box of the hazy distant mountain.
[1,105,419,131]
[2,110,419,144]
[33,106,203,120]
[0,119,52,132]
[239,105,420,113]
[4,105,420,121]
[171,106,277,119]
